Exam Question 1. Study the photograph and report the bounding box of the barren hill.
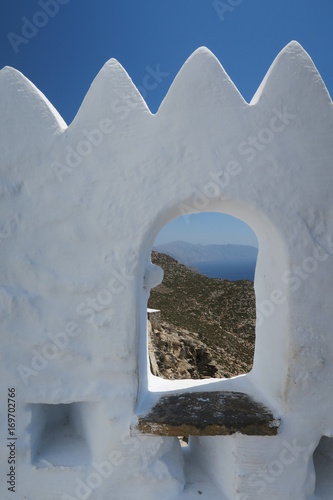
[148,251,256,379]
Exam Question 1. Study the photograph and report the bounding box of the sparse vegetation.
[148,251,256,378]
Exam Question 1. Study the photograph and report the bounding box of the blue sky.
[1,0,332,247]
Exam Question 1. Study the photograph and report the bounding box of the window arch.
[138,200,290,408]
[147,212,258,381]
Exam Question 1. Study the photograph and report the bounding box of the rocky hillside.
[148,251,256,379]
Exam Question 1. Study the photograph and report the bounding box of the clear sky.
[1,1,332,247]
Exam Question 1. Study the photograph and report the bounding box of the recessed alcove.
[30,402,91,468]
[313,436,333,498]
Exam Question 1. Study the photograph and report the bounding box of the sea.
[192,259,256,282]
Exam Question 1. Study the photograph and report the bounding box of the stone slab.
[137,391,280,436]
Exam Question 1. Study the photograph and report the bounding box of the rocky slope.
[148,251,256,379]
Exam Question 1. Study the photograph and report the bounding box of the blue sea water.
[193,259,256,281]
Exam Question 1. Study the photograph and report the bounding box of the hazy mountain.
[153,241,258,266]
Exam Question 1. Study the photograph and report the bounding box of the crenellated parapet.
[0,41,332,499]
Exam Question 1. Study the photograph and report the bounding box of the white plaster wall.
[0,41,332,499]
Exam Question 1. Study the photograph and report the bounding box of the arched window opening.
[147,212,258,381]
[313,436,333,498]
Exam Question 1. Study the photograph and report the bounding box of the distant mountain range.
[153,241,258,267]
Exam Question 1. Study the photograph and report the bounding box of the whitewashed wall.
[0,41,332,499]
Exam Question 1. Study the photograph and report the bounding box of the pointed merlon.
[70,58,151,130]
[1,41,332,165]
[251,40,333,111]
[0,66,67,162]
[158,46,247,117]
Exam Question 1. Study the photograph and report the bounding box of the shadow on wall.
[313,436,333,498]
